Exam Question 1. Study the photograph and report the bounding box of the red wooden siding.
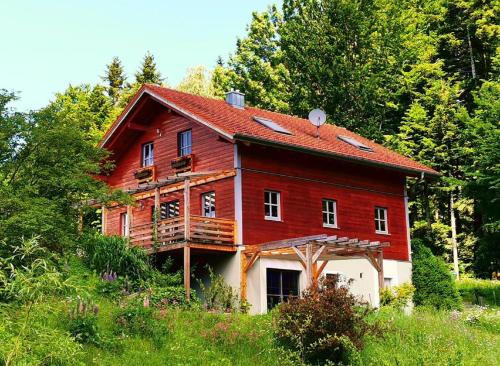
[239,144,409,261]
[103,99,235,236]
[106,107,234,191]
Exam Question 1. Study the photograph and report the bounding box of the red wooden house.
[99,84,437,313]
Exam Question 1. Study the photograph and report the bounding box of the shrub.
[114,304,168,348]
[198,266,246,313]
[275,276,374,364]
[67,297,100,345]
[150,286,190,307]
[456,278,500,306]
[79,232,152,281]
[412,239,461,309]
[380,282,415,310]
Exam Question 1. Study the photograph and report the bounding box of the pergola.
[241,234,389,300]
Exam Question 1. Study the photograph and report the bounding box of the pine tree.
[135,51,163,85]
[102,57,125,104]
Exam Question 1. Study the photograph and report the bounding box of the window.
[337,135,373,152]
[384,277,392,288]
[253,116,293,135]
[322,199,337,228]
[375,207,388,234]
[266,269,300,310]
[201,192,216,218]
[264,190,281,221]
[142,142,154,167]
[120,212,129,237]
[178,130,192,157]
[152,201,180,221]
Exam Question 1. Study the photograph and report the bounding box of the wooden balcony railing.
[129,215,236,249]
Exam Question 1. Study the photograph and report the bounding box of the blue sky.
[1,0,277,111]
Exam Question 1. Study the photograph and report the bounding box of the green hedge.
[457,279,500,307]
[412,239,461,310]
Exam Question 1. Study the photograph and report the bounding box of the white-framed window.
[322,199,337,228]
[375,207,389,234]
[142,142,154,167]
[120,212,129,237]
[384,277,393,288]
[178,129,192,157]
[264,190,281,221]
[201,191,216,218]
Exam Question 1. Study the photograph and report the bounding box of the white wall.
[245,256,412,314]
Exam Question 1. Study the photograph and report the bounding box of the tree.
[102,57,126,104]
[212,6,291,113]
[412,239,462,309]
[0,91,126,252]
[177,66,215,97]
[135,51,163,85]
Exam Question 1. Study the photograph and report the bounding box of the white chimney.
[226,89,245,109]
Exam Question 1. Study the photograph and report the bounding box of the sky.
[0,0,277,112]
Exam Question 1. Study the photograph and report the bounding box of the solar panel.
[253,116,293,135]
[337,135,374,152]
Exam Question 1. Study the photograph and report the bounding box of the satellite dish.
[308,109,327,127]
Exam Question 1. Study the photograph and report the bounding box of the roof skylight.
[253,116,293,135]
[337,135,374,152]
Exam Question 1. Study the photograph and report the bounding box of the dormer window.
[178,130,192,157]
[142,142,154,167]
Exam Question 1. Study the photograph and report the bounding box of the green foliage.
[380,282,415,310]
[456,278,500,307]
[79,233,153,282]
[362,306,500,366]
[176,66,215,97]
[135,51,164,85]
[198,266,247,313]
[102,57,126,104]
[412,239,462,309]
[276,276,374,364]
[113,304,167,348]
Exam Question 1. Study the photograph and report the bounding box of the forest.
[0,0,499,365]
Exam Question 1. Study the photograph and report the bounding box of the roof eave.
[233,133,440,178]
[99,87,235,149]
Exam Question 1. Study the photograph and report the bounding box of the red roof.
[101,84,438,176]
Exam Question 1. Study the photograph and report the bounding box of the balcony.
[129,215,236,252]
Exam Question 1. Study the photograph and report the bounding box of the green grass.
[457,278,500,307]
[361,307,500,366]
[2,260,499,365]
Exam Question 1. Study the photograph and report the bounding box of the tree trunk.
[450,192,459,279]
[467,26,477,79]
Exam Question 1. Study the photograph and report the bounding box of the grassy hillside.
[1,256,499,366]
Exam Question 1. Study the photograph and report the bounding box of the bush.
[380,282,415,310]
[67,297,100,345]
[198,266,247,313]
[113,304,168,348]
[412,239,461,310]
[79,232,153,282]
[275,276,374,364]
[457,278,500,306]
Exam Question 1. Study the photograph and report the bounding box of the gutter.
[233,133,440,178]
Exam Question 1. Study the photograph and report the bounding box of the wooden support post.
[377,250,384,290]
[184,178,190,241]
[184,245,191,301]
[240,253,248,302]
[315,260,329,281]
[153,187,160,242]
[101,205,107,235]
[306,242,313,288]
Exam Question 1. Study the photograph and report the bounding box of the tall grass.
[361,307,500,366]
[457,278,500,306]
